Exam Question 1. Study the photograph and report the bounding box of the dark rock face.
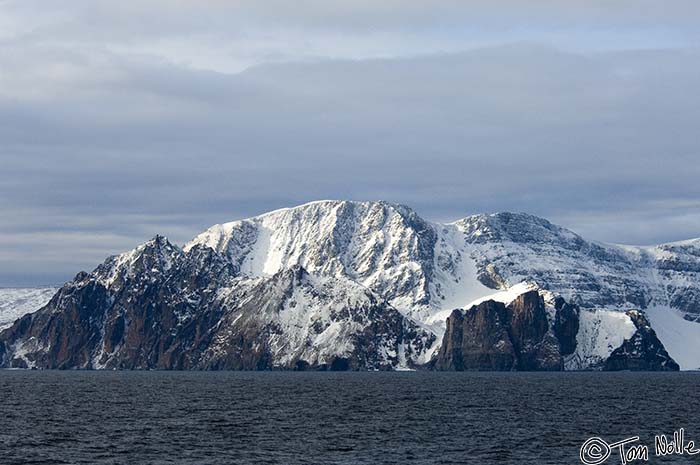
[553,297,579,356]
[507,292,560,370]
[433,292,679,371]
[604,311,680,371]
[432,301,517,371]
[433,291,562,371]
[0,237,434,370]
[0,280,112,369]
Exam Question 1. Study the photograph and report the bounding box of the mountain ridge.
[1,200,698,370]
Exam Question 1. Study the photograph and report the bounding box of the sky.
[1,1,700,286]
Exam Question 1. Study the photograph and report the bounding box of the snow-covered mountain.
[1,200,697,370]
[185,200,700,368]
[0,288,57,330]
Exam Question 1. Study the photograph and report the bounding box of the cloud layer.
[1,2,700,285]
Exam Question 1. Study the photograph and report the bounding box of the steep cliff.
[432,291,678,372]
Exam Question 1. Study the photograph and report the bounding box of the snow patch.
[646,305,700,370]
[565,309,636,370]
[425,281,538,329]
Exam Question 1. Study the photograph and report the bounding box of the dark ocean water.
[1,371,699,465]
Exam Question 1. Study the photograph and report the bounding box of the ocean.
[1,371,698,464]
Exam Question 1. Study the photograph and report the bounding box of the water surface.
[1,371,698,464]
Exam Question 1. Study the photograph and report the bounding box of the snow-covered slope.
[186,201,454,324]
[565,309,637,370]
[457,212,700,321]
[0,288,57,330]
[208,266,435,369]
[645,305,700,370]
[186,200,497,328]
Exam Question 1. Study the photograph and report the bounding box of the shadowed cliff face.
[553,297,579,356]
[433,301,516,371]
[432,291,561,371]
[0,239,234,369]
[432,291,679,372]
[0,280,112,369]
[507,291,560,370]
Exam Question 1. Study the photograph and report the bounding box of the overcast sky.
[2,1,700,286]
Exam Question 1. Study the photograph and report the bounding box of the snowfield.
[0,288,57,330]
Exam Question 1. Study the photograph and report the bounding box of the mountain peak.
[455,211,582,246]
[142,234,176,251]
[93,235,182,287]
[247,199,419,222]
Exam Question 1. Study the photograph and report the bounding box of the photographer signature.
[580,429,700,464]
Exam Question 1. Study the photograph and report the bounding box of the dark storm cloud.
[1,2,700,285]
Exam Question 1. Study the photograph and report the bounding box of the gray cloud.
[1,2,700,285]
[3,1,700,72]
